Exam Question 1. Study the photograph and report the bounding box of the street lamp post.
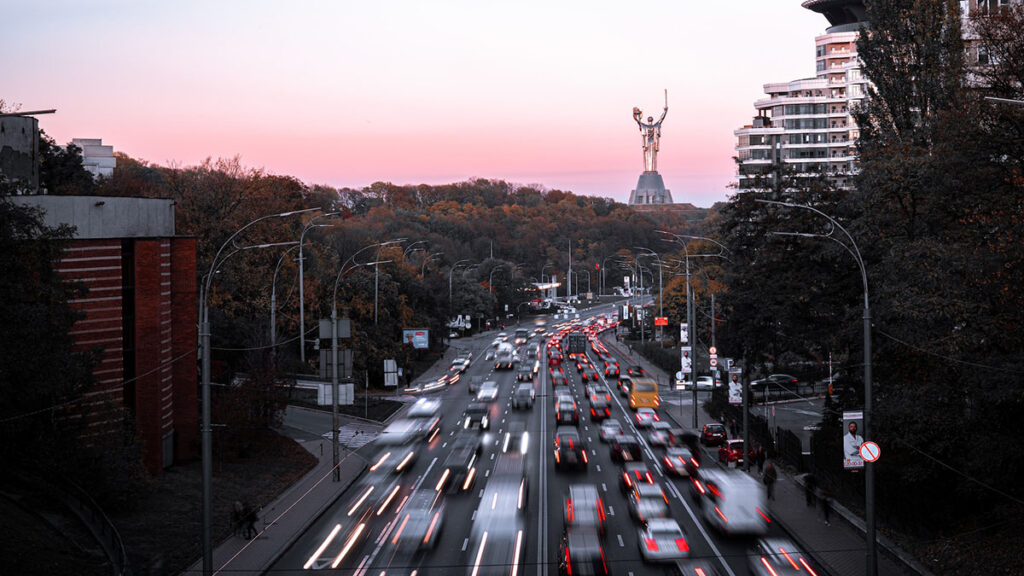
[636,248,663,340]
[200,206,320,576]
[421,251,443,277]
[755,198,876,576]
[374,239,405,325]
[270,244,301,350]
[541,263,553,284]
[601,256,616,297]
[449,259,471,311]
[297,215,339,364]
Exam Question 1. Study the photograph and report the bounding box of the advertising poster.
[843,410,865,470]
[681,346,692,374]
[402,329,429,349]
[728,367,742,405]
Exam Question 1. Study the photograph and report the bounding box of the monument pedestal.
[628,171,673,205]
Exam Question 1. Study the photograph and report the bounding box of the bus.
[628,376,660,410]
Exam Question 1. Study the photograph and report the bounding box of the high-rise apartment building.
[734,0,867,192]
[734,0,1018,192]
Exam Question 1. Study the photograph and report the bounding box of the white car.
[634,408,658,428]
[637,518,689,563]
[647,421,674,446]
[477,381,499,402]
[599,420,623,442]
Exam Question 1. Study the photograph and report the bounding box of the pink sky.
[4,1,826,207]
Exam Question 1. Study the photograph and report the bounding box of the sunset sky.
[4,1,826,207]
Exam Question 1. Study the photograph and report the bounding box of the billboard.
[843,411,865,470]
[403,329,429,349]
[728,367,742,405]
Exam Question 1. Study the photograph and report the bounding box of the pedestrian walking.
[243,503,259,539]
[763,460,777,500]
[756,444,766,474]
[231,500,246,537]
[821,489,832,525]
[730,418,738,437]
[804,473,818,508]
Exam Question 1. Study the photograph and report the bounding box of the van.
[628,376,659,410]
[694,469,769,536]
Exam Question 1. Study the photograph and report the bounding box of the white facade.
[72,138,116,179]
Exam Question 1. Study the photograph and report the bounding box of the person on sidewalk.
[804,473,818,508]
[756,444,766,474]
[763,460,777,500]
[243,503,259,539]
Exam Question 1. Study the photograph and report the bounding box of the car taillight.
[675,537,689,552]
[714,506,728,523]
[582,451,588,463]
[759,557,781,576]
[597,498,606,522]
[799,557,819,576]
[566,499,574,522]
[645,538,658,551]
[757,507,771,523]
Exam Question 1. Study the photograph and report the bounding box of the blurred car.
[627,482,670,525]
[393,488,445,552]
[627,365,646,377]
[550,367,569,386]
[558,527,609,576]
[476,380,500,402]
[603,360,620,378]
[663,446,700,478]
[564,484,607,536]
[463,402,491,430]
[502,421,529,455]
[468,377,483,395]
[581,364,600,382]
[441,432,483,493]
[484,349,495,361]
[750,373,800,390]
[610,434,643,463]
[599,420,624,442]
[370,419,423,474]
[556,400,580,427]
[468,460,527,576]
[554,427,588,471]
[694,469,770,536]
[634,407,659,428]
[700,423,728,447]
[555,390,576,409]
[516,366,534,382]
[749,537,819,576]
[620,461,655,493]
[647,420,675,446]
[452,354,472,371]
[586,384,611,404]
[718,439,746,465]
[618,375,633,397]
[497,332,509,341]
[637,518,689,563]
[512,383,535,410]
[589,397,612,422]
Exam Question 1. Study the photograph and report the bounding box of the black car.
[610,434,643,463]
[556,400,579,427]
[516,366,534,382]
[554,427,588,471]
[464,402,491,430]
[558,527,609,576]
[699,423,727,447]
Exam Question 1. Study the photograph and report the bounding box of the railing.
[56,479,130,576]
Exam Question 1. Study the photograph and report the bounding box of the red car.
[718,439,746,464]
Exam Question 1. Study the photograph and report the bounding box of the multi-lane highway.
[270,303,816,576]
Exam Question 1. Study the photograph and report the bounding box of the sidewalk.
[603,336,932,576]
[181,411,369,575]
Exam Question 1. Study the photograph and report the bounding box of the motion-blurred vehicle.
[558,527,609,576]
[627,482,670,525]
[586,384,611,404]
[629,377,660,410]
[618,375,633,397]
[627,365,646,377]
[668,559,724,576]
[393,488,445,552]
[589,397,612,422]
[550,366,569,387]
[565,484,607,536]
[663,446,700,478]
[516,366,534,382]
[694,469,770,536]
[512,383,535,410]
[603,360,620,378]
[647,420,674,446]
[637,518,690,563]
[599,420,623,442]
[581,363,600,382]
[463,402,491,430]
[750,373,800,390]
[610,434,643,463]
[556,400,580,427]
[699,423,727,447]
[620,461,655,494]
[554,427,588,471]
[441,431,482,493]
[634,407,659,428]
[749,537,819,576]
[467,454,527,576]
[476,380,500,402]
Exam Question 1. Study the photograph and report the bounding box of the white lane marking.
[617,534,624,547]
[462,538,469,551]
[485,469,490,477]
[596,464,601,473]
[608,505,615,516]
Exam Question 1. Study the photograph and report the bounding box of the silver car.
[477,380,500,402]
[637,518,690,563]
[628,482,669,525]
[394,488,444,552]
[599,420,624,442]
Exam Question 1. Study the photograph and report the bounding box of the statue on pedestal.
[633,89,668,172]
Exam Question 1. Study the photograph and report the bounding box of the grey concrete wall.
[10,195,175,238]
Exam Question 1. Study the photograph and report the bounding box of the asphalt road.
[269,303,816,576]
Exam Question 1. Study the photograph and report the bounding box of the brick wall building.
[12,195,197,475]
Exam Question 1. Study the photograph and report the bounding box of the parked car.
[700,423,727,447]
[718,439,746,464]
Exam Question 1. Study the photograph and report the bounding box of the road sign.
[709,358,718,367]
[860,441,881,462]
[654,316,668,326]
[708,346,717,355]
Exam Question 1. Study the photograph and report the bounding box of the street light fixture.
[755,198,876,576]
[200,206,321,576]
[421,251,443,277]
[374,239,406,325]
[449,259,472,311]
[270,244,301,350]
[297,213,340,364]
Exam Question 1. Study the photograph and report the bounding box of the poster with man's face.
[728,367,742,405]
[843,410,864,469]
